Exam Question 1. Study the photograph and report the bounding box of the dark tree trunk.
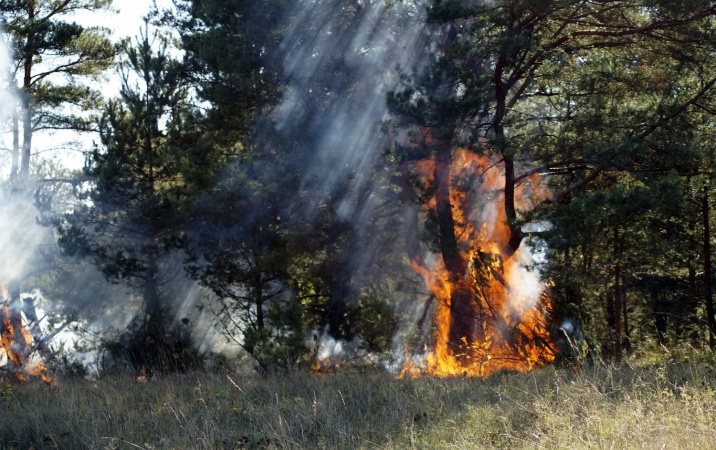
[19,4,34,180]
[433,151,476,359]
[137,249,169,370]
[613,228,623,359]
[145,252,164,330]
[20,89,32,179]
[610,227,623,360]
[255,268,265,331]
[622,287,630,353]
[702,188,715,349]
[687,196,699,342]
[493,34,524,260]
[605,292,616,357]
[10,108,19,180]
[653,288,667,346]
[502,155,525,258]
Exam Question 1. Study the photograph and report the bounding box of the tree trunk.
[687,191,699,342]
[493,36,524,260]
[10,108,19,180]
[19,5,34,180]
[502,154,525,258]
[433,151,476,359]
[605,292,616,357]
[19,88,32,179]
[702,187,715,349]
[255,267,265,331]
[622,287,630,353]
[612,226,623,359]
[653,288,667,346]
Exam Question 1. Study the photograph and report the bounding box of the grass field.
[1,353,716,449]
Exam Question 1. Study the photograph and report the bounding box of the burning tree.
[387,0,716,373]
[403,147,558,376]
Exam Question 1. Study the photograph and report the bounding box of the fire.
[312,358,340,374]
[402,150,557,378]
[0,283,53,383]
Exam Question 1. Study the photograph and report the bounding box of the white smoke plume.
[270,0,435,364]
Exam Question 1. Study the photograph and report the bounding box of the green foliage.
[171,0,413,372]
[61,29,189,281]
[0,0,116,178]
[24,0,716,376]
[57,28,215,372]
[172,0,287,146]
[343,294,400,354]
[242,298,309,372]
[387,0,716,358]
[185,140,302,367]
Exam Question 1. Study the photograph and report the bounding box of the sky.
[73,0,175,41]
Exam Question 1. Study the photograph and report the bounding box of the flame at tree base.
[0,283,53,383]
[401,254,557,378]
[400,150,558,378]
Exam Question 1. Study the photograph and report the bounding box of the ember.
[403,150,557,377]
[313,359,340,374]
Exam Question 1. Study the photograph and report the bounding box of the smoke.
[0,196,44,285]
[0,32,14,131]
[3,0,557,373]
[507,247,546,312]
[276,0,428,215]
[269,0,556,367]
[466,154,552,313]
[0,27,47,290]
[254,0,436,362]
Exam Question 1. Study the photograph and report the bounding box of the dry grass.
[1,356,716,449]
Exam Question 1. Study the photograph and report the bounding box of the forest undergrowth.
[1,350,716,449]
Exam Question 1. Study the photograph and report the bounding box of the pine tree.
[387,0,716,359]
[58,28,205,371]
[0,0,115,181]
[172,0,286,147]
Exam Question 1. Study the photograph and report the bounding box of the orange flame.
[313,358,340,374]
[0,283,53,383]
[402,150,557,378]
[136,366,148,383]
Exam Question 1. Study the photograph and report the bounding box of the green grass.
[1,356,716,449]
